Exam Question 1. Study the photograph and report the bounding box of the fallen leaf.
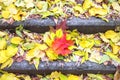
[6,45,18,57]
[46,49,58,60]
[95,0,103,3]
[114,67,120,80]
[68,74,82,80]
[50,71,60,79]
[0,50,9,63]
[33,58,40,70]
[83,0,93,11]
[1,10,10,18]
[105,30,117,39]
[0,73,19,80]
[105,52,120,63]
[52,34,73,56]
[89,7,107,16]
[112,2,120,12]
[88,74,105,80]
[99,55,110,64]
[0,38,7,50]
[11,37,22,44]
[0,58,13,69]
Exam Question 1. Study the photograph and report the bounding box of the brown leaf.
[56,20,68,31]
[114,66,120,80]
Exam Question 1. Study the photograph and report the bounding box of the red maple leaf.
[51,34,73,56]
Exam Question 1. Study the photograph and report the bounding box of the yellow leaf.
[0,6,1,10]
[0,50,9,63]
[2,0,16,6]
[0,31,7,37]
[105,30,117,39]
[105,52,120,63]
[56,29,63,38]
[36,1,48,11]
[66,34,72,40]
[102,3,108,10]
[83,0,92,11]
[50,71,60,79]
[68,75,82,80]
[26,48,40,61]
[68,45,77,50]
[100,33,109,43]
[15,0,25,7]
[79,39,94,48]
[17,75,31,80]
[95,0,103,3]
[22,75,31,80]
[111,34,120,43]
[0,39,7,50]
[89,52,102,63]
[89,7,107,16]
[43,32,53,46]
[54,78,59,80]
[6,4,18,14]
[97,16,108,22]
[79,40,88,48]
[94,40,101,46]
[13,14,21,21]
[112,2,120,12]
[0,73,19,80]
[88,74,105,80]
[111,44,120,55]
[11,37,22,44]
[24,0,33,3]
[1,58,13,69]
[1,11,10,18]
[33,58,40,70]
[73,51,84,56]
[74,4,84,14]
[36,2,43,10]
[26,2,34,9]
[50,32,56,41]
[46,49,58,60]
[35,43,48,50]
[6,45,18,57]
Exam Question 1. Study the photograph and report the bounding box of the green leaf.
[88,74,104,80]
[59,74,68,80]
[73,51,84,56]
[33,58,40,70]
[58,56,64,60]
[16,30,23,38]
[99,55,110,64]
[41,11,51,18]
[22,42,35,50]
[105,52,120,63]
[15,25,23,37]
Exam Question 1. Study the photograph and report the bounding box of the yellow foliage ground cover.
[0,71,116,80]
[0,0,120,21]
[0,26,119,69]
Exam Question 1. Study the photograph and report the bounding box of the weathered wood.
[3,61,116,75]
[0,17,120,33]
